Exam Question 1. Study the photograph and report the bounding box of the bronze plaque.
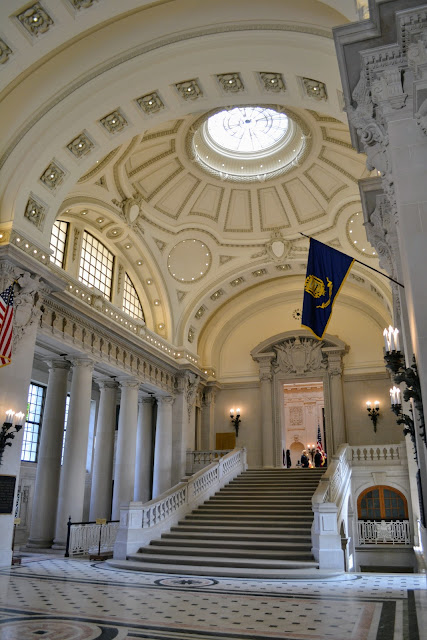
[0,475,16,514]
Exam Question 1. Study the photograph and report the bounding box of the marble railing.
[311,444,351,570]
[114,448,247,559]
[358,520,411,545]
[350,444,404,463]
[185,450,231,474]
[66,521,120,557]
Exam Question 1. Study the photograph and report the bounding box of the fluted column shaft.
[325,349,346,453]
[53,358,93,548]
[152,396,174,498]
[89,379,118,521]
[111,378,139,520]
[134,396,154,503]
[255,355,274,467]
[27,360,70,548]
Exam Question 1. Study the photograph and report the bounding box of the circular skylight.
[206,107,288,155]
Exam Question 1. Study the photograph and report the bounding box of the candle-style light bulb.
[230,408,234,415]
[374,400,379,408]
[236,407,240,415]
[366,401,371,407]
[5,409,15,424]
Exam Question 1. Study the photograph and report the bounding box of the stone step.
[165,530,312,542]
[171,523,312,534]
[153,538,311,550]
[108,559,322,577]
[185,513,312,522]
[141,545,314,560]
[126,552,318,570]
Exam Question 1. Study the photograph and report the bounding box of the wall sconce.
[230,408,241,437]
[0,410,25,466]
[366,401,380,432]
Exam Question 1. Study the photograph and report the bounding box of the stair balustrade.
[186,450,231,474]
[114,447,247,559]
[311,443,351,570]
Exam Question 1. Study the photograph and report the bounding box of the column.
[0,266,44,567]
[325,349,346,453]
[27,359,70,548]
[134,395,154,503]
[152,396,174,498]
[111,378,139,520]
[53,357,94,548]
[201,387,216,450]
[255,354,275,467]
[89,378,118,521]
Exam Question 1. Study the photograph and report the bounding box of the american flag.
[0,285,14,367]
[316,424,326,465]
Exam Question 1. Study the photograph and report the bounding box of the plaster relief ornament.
[259,72,286,93]
[40,162,65,191]
[175,79,203,101]
[12,270,45,352]
[0,39,12,64]
[273,337,327,375]
[265,232,290,263]
[69,0,99,9]
[17,3,54,37]
[25,197,46,229]
[100,109,128,134]
[67,132,95,158]
[216,73,245,94]
[302,78,327,101]
[136,92,165,115]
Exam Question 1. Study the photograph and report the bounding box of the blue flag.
[301,238,354,339]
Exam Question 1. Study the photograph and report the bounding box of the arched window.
[79,231,114,299]
[122,273,144,321]
[50,220,69,268]
[357,486,408,521]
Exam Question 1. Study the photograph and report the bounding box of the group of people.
[283,448,327,468]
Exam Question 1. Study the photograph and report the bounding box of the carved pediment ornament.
[272,336,327,375]
[265,232,291,263]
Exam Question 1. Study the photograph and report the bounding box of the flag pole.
[299,233,404,288]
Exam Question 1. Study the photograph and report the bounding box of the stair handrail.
[312,443,351,505]
[311,443,351,570]
[114,447,247,558]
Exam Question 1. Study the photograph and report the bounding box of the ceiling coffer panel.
[283,178,325,223]
[155,174,200,219]
[134,158,183,200]
[190,184,224,221]
[258,186,290,231]
[224,189,253,232]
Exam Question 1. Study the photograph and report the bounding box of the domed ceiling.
[60,103,390,356]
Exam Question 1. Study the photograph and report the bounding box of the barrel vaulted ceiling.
[0,0,391,376]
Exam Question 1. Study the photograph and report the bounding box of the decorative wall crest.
[136,91,165,115]
[99,109,128,134]
[273,337,327,375]
[67,132,95,158]
[216,73,244,93]
[0,39,12,64]
[259,72,286,93]
[25,197,46,229]
[302,77,327,101]
[265,232,290,263]
[17,3,53,37]
[40,161,65,191]
[175,79,203,101]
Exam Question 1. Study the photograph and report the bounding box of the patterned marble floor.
[0,558,425,639]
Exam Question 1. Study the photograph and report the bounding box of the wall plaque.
[0,475,16,514]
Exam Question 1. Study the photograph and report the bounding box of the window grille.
[49,220,69,268]
[21,383,45,462]
[79,231,114,299]
[122,273,144,321]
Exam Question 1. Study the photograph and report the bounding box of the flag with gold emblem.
[301,238,354,340]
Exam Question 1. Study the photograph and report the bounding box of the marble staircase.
[110,468,326,578]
